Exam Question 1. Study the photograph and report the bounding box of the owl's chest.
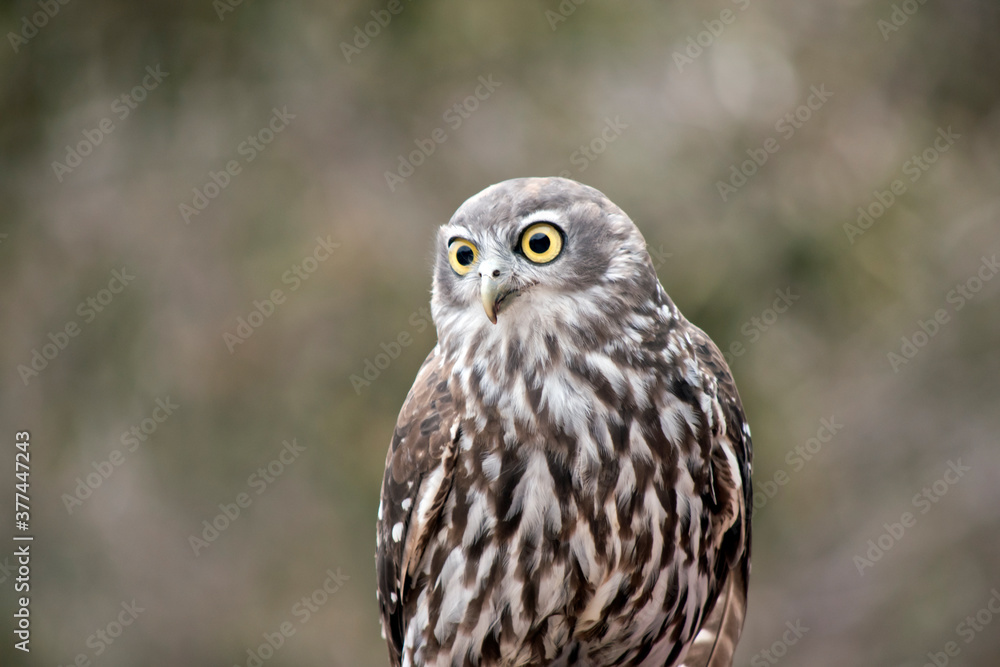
[416,394,707,665]
[447,351,695,563]
[407,346,715,663]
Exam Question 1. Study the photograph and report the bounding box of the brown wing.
[376,346,460,666]
[681,566,748,667]
[683,327,753,667]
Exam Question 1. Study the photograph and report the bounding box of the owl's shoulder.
[680,320,752,466]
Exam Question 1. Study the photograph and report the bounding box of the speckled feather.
[377,178,752,667]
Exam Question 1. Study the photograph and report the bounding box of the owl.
[376,177,752,667]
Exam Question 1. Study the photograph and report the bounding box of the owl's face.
[431,177,656,344]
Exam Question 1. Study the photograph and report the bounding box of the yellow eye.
[448,239,478,275]
[520,223,562,263]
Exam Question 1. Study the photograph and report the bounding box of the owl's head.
[431,177,660,347]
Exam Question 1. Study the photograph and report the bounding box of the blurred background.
[2,1,999,665]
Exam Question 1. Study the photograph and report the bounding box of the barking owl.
[376,177,752,667]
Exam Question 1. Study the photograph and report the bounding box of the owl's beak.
[480,275,502,325]
[478,259,509,325]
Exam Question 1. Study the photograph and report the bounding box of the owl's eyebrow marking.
[518,209,565,226]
